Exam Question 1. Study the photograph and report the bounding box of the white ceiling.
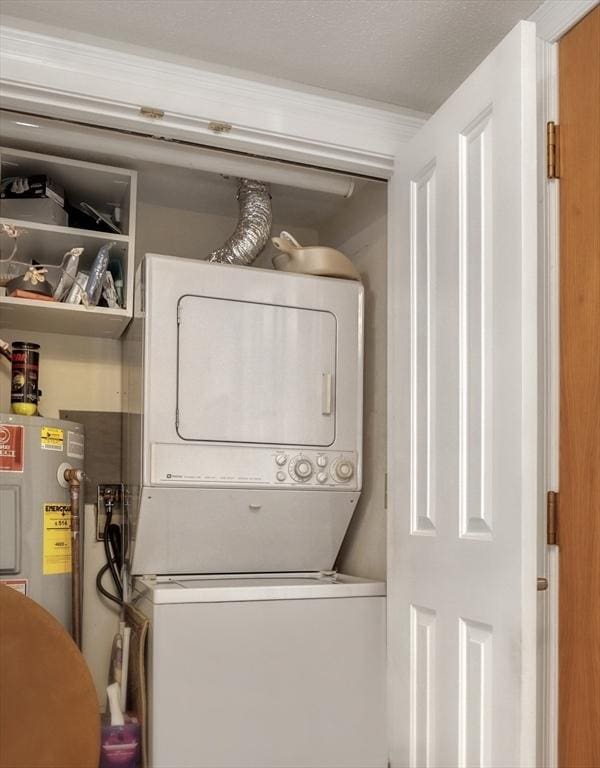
[1,0,543,113]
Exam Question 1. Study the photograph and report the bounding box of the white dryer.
[123,255,364,575]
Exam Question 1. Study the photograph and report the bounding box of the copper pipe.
[64,468,85,649]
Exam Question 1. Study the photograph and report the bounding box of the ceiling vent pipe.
[208,178,272,266]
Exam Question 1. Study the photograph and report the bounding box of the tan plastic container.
[272,232,361,281]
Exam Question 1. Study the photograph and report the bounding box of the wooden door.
[558,7,600,768]
[387,21,539,767]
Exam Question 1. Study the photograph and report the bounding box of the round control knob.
[275,454,287,466]
[276,471,286,482]
[295,460,313,479]
[334,460,354,482]
[316,455,328,467]
[317,472,328,484]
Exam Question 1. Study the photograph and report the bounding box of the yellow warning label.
[41,426,64,451]
[43,503,71,575]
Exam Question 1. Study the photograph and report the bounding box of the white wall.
[135,202,318,266]
[0,329,122,417]
[320,183,388,580]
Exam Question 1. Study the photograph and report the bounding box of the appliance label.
[0,424,24,472]
[66,430,84,460]
[43,503,72,575]
[0,578,28,596]
[41,426,64,451]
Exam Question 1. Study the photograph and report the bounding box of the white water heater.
[123,254,364,575]
[0,414,84,629]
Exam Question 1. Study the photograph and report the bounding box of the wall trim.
[0,24,427,177]
[535,36,560,768]
[529,0,598,42]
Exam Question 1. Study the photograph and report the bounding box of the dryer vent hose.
[208,178,272,266]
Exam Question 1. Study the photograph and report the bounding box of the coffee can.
[11,342,40,416]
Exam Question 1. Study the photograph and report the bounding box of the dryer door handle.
[322,373,333,416]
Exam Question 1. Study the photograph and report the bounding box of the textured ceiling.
[1,0,542,112]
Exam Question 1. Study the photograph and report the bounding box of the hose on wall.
[64,467,85,649]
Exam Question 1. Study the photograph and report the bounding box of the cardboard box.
[1,174,65,206]
[0,197,68,226]
[7,289,57,302]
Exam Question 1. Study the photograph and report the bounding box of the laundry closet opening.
[0,108,388,699]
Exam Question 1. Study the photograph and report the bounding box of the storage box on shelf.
[0,147,136,339]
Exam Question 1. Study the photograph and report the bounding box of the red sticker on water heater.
[0,424,24,472]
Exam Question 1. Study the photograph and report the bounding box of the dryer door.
[176,295,337,446]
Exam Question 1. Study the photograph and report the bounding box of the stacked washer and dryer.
[123,254,386,768]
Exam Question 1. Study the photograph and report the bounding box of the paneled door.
[387,21,539,768]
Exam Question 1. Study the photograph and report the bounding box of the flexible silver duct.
[208,178,272,265]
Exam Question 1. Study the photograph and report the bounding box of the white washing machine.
[133,572,387,768]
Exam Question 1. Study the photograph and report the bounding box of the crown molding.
[529,0,598,42]
[0,25,427,176]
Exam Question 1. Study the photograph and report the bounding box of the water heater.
[0,414,84,629]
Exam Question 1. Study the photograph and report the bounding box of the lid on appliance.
[134,572,385,604]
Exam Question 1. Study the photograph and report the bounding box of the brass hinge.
[140,106,165,119]
[547,490,558,546]
[547,122,560,179]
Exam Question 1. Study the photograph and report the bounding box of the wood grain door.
[558,7,600,768]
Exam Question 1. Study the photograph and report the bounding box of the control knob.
[295,459,313,480]
[334,460,354,482]
[317,472,328,484]
[275,454,287,466]
[316,455,328,467]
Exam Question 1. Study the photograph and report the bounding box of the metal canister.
[11,342,40,416]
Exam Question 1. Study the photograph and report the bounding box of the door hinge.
[547,121,560,179]
[547,490,558,546]
[384,472,388,510]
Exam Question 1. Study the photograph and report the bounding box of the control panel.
[273,451,357,487]
[151,443,360,490]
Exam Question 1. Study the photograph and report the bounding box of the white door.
[387,21,538,768]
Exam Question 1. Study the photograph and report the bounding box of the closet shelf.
[0,295,130,339]
[0,146,137,339]
[0,217,129,241]
[0,217,129,261]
